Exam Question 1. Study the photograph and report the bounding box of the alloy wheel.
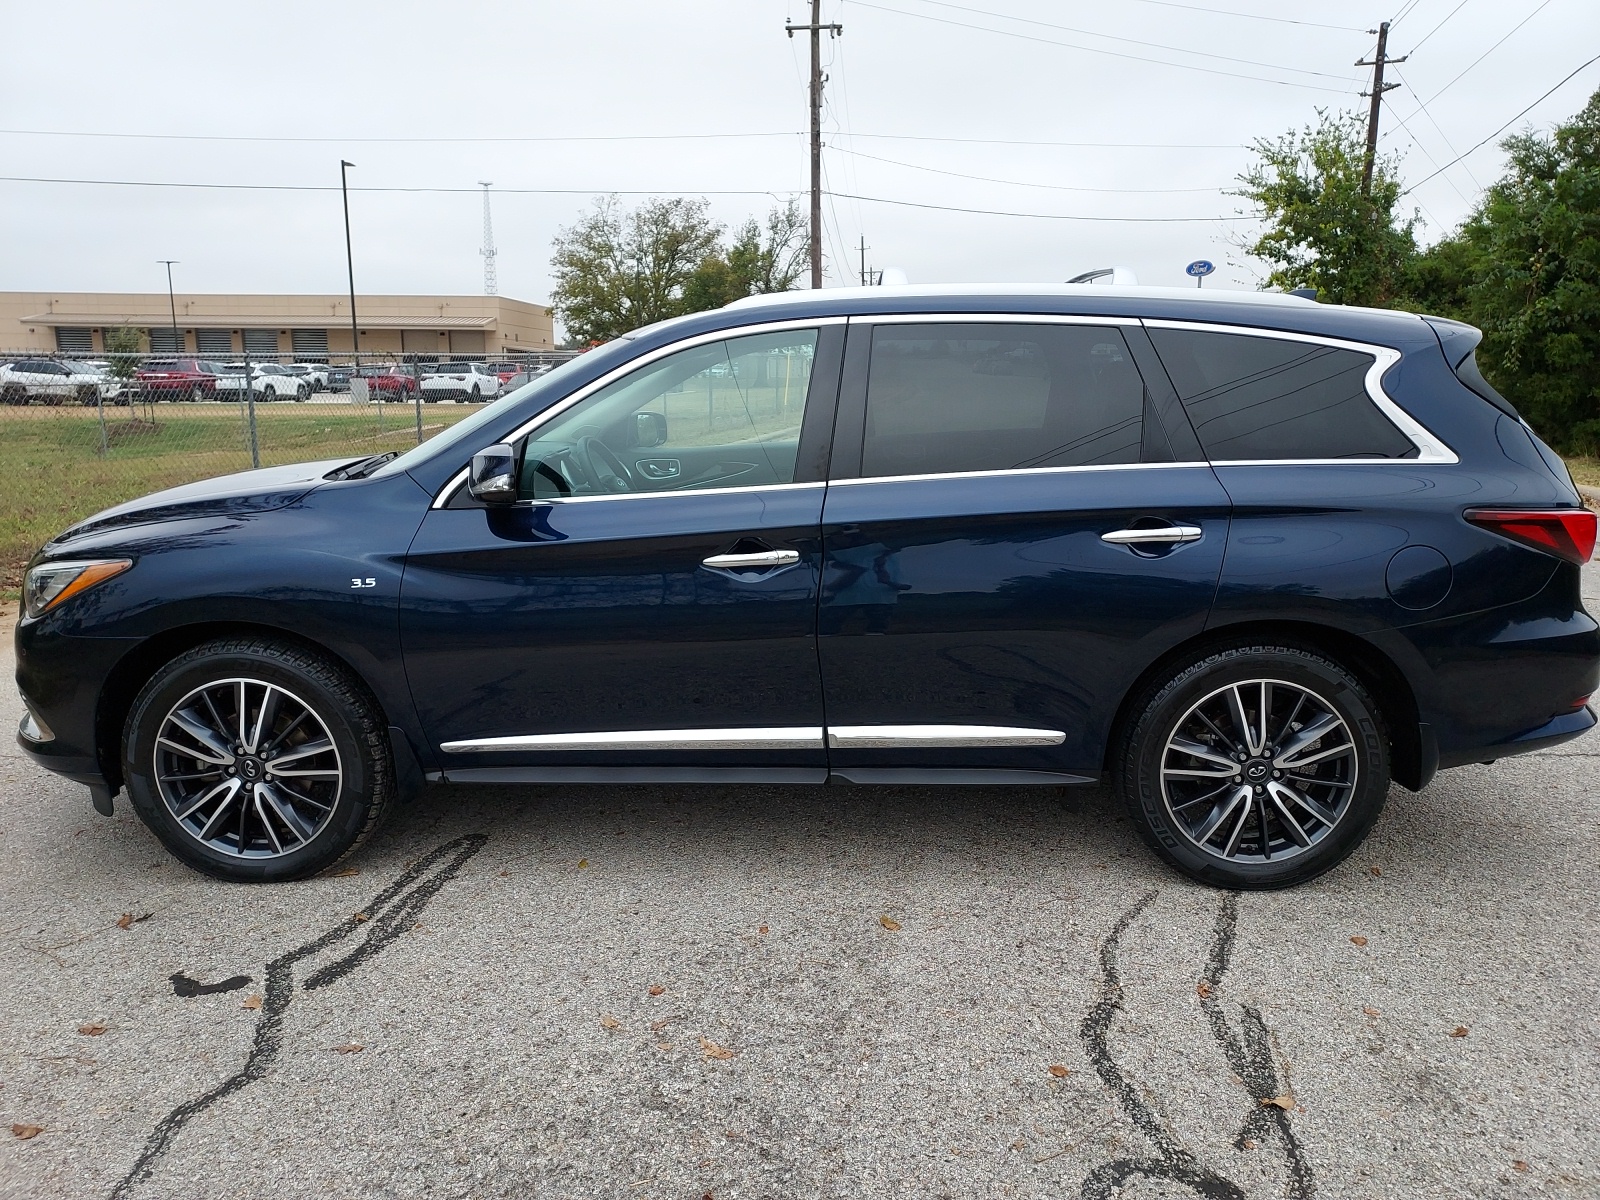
[1159,678,1358,864]
[153,677,343,859]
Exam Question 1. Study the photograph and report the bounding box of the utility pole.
[787,1,842,289]
[858,235,869,287]
[340,160,360,368]
[1356,21,1406,194]
[157,260,180,354]
[478,181,498,296]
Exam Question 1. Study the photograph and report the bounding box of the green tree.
[1234,109,1419,306]
[103,324,143,381]
[1411,89,1600,449]
[550,196,722,343]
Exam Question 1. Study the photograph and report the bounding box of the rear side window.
[1148,327,1416,461]
[861,323,1144,478]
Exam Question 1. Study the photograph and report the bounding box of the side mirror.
[468,443,518,504]
[633,410,668,448]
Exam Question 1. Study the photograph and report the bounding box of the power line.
[1392,65,1481,191]
[1404,0,1473,53]
[830,145,1230,192]
[838,132,1242,148]
[846,0,1356,93]
[1079,0,1363,31]
[1403,51,1600,194]
[0,175,796,197]
[1389,0,1425,28]
[891,0,1354,80]
[825,190,1248,221]
[0,127,803,146]
[1421,0,1554,104]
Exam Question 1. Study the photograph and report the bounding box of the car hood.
[57,458,351,540]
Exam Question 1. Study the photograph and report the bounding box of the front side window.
[518,328,818,499]
[859,323,1145,479]
[1148,327,1416,461]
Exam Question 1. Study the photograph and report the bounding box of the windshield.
[374,353,598,479]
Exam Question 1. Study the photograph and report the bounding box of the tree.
[1234,109,1419,306]
[104,324,143,381]
[550,196,722,344]
[551,197,810,343]
[1410,89,1600,449]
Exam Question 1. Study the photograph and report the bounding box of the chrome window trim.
[853,312,1140,328]
[1140,318,1458,465]
[441,727,825,754]
[827,724,1066,748]
[829,461,1208,489]
[511,480,824,507]
[431,315,846,509]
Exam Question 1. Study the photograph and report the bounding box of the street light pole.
[157,260,180,353]
[340,160,359,370]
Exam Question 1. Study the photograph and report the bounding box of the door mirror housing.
[468,443,518,504]
[633,410,668,448]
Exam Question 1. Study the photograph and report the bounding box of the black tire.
[189,384,204,403]
[123,637,395,883]
[77,385,99,405]
[1116,643,1389,890]
[1,386,26,406]
[295,385,307,402]
[469,385,481,403]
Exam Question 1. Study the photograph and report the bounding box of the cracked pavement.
[1,571,1597,1199]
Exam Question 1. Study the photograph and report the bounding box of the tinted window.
[519,329,818,499]
[860,323,1144,479]
[1148,328,1416,460]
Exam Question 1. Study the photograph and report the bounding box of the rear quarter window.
[1148,327,1417,461]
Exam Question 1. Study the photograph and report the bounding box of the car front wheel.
[123,637,395,882]
[1117,643,1389,890]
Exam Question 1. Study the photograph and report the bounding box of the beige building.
[0,291,555,359]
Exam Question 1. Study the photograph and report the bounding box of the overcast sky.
[3,0,1596,315]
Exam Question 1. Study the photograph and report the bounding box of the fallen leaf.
[648,985,665,997]
[699,1035,735,1060]
[757,924,769,935]
[599,1013,621,1031]
[77,1022,108,1036]
[1363,1006,1381,1017]
[1196,981,1213,999]
[655,1042,673,1052]
[650,1016,676,1032]
[333,1043,364,1054]
[1010,1138,1026,1151]
[1242,1138,1259,1150]
[1349,936,1368,946]
[1512,1160,1530,1172]
[1047,1064,1071,1078]
[498,870,509,878]
[116,913,133,930]
[10,1124,43,1140]
[1369,866,1382,876]
[879,915,902,931]
[328,867,360,878]
[577,858,589,868]
[1260,1094,1296,1111]
[352,912,370,923]
[1449,1025,1469,1038]
[241,994,263,1011]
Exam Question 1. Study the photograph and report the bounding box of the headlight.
[23,558,132,619]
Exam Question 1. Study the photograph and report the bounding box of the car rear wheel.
[469,385,481,402]
[295,384,307,402]
[189,384,204,403]
[123,637,395,882]
[1116,643,1389,890]
[1,386,26,406]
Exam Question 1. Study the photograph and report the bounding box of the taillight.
[1464,508,1597,565]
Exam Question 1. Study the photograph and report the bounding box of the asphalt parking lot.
[1,576,1597,1200]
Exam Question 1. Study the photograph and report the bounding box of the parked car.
[215,362,308,402]
[485,361,524,387]
[352,365,419,401]
[0,358,125,406]
[16,284,1598,886]
[420,361,502,403]
[284,363,330,392]
[136,358,223,402]
[325,365,353,393]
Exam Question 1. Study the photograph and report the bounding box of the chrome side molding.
[828,724,1066,748]
[440,723,1068,754]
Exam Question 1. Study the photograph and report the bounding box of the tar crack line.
[109,834,489,1200]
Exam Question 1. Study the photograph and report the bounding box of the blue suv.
[15,286,1597,888]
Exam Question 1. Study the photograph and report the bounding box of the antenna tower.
[478,181,498,295]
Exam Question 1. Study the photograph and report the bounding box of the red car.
[135,358,224,402]
[353,365,419,401]
[485,361,524,387]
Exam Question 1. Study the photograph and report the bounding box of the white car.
[0,358,125,406]
[283,363,330,392]
[420,361,502,403]
[214,362,309,402]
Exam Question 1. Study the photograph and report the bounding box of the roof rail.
[1065,267,1139,286]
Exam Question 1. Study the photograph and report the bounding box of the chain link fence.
[0,349,576,591]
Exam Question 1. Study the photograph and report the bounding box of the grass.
[1562,456,1600,489]
[0,401,478,591]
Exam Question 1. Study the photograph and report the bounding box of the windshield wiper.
[324,452,397,481]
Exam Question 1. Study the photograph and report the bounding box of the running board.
[828,768,1095,786]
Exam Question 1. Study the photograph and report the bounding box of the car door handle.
[702,549,801,569]
[1100,524,1204,545]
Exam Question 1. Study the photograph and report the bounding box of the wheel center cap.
[239,757,263,781]
[1245,760,1270,782]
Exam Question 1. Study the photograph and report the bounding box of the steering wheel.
[576,435,635,493]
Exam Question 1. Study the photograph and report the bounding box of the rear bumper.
[1438,705,1596,769]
